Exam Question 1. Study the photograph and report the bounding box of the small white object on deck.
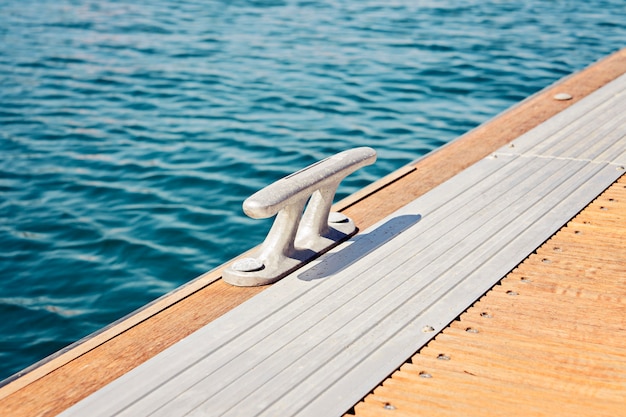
[553,92,573,100]
[60,73,626,417]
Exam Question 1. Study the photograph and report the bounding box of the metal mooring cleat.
[223,147,377,286]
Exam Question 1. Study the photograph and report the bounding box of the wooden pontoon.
[1,49,625,417]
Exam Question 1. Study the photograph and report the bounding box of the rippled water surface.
[1,0,625,380]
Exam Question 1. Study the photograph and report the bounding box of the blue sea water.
[0,0,625,381]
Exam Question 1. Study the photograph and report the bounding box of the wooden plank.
[59,69,626,417]
[352,176,626,417]
[2,49,626,417]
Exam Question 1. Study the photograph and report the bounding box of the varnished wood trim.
[333,165,417,212]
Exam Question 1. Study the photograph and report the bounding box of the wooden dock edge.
[1,48,625,416]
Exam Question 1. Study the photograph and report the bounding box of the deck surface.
[1,49,625,417]
[59,74,626,417]
[352,175,626,417]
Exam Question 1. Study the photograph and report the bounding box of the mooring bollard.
[223,147,377,286]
